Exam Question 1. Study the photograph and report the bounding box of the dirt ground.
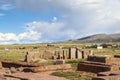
[0,68,69,80]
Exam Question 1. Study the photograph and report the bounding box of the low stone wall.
[0,62,2,69]
[114,55,120,58]
[87,55,120,64]
[77,62,112,73]
[98,71,120,76]
[92,75,120,80]
[87,55,112,63]
[1,61,39,68]
[31,64,72,72]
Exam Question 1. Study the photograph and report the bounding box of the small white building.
[97,46,103,49]
[4,48,9,51]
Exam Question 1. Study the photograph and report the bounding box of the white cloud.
[0,33,18,41]
[0,0,119,43]
[25,21,67,41]
[18,31,41,41]
[12,1,120,30]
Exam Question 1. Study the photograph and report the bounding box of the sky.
[0,0,120,44]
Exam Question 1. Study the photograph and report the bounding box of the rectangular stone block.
[98,71,120,76]
[92,75,120,80]
[68,48,76,59]
[56,60,65,65]
[77,61,113,73]
[87,55,112,63]
[76,50,82,59]
[0,62,2,69]
[31,64,72,72]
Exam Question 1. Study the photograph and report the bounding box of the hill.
[72,33,120,42]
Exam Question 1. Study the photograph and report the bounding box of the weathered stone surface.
[2,61,39,68]
[31,64,71,72]
[24,51,41,62]
[76,48,82,59]
[69,48,76,59]
[0,74,6,80]
[56,60,65,65]
[114,54,120,58]
[87,55,112,63]
[77,61,115,73]
[43,50,53,60]
[98,71,120,76]
[0,62,2,69]
[53,47,90,60]
[10,67,17,73]
[82,51,89,59]
[92,75,120,80]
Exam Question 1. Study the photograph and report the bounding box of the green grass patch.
[66,59,85,67]
[51,71,92,80]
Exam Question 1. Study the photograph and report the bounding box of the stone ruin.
[52,47,93,60]
[42,50,53,60]
[0,60,72,80]
[0,62,2,69]
[24,51,42,63]
[77,54,120,80]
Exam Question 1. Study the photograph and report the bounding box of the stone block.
[0,62,2,69]
[76,49,82,59]
[31,64,71,72]
[56,60,65,65]
[77,61,113,73]
[92,75,120,80]
[24,51,41,62]
[98,71,120,76]
[68,48,76,59]
[87,55,112,63]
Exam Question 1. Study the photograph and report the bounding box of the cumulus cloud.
[12,0,120,33]
[1,0,120,43]
[18,31,41,41]
[0,33,18,41]
[0,30,42,44]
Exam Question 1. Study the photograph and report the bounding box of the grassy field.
[0,43,119,80]
[0,43,120,61]
[51,71,94,80]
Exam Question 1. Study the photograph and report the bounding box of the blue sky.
[0,0,120,44]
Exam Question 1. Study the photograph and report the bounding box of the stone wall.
[77,61,112,73]
[24,51,41,62]
[69,48,76,59]
[87,55,112,63]
[0,62,2,69]
[31,64,71,72]
[53,47,90,60]
[92,76,120,80]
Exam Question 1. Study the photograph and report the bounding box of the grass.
[0,43,119,80]
[66,59,85,67]
[51,71,93,80]
[84,48,120,55]
[0,44,56,61]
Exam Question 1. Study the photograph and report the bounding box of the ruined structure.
[0,62,2,69]
[92,71,120,80]
[24,51,41,62]
[52,47,92,60]
[43,50,53,60]
[31,64,71,72]
[77,54,120,80]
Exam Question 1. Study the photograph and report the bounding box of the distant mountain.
[72,33,120,42]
